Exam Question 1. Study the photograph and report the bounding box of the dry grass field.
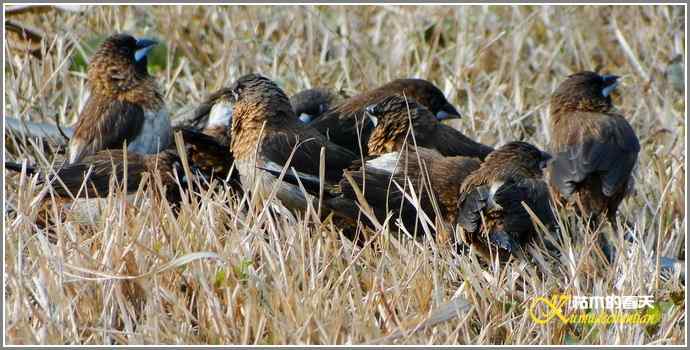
[3,4,686,345]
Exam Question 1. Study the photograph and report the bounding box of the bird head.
[87,33,158,95]
[551,71,620,114]
[364,94,426,128]
[388,79,462,121]
[485,141,552,179]
[227,73,294,124]
[291,88,337,123]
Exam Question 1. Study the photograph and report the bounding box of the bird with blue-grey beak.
[67,33,170,164]
[290,87,344,124]
[309,78,462,156]
[363,95,494,159]
[547,71,640,263]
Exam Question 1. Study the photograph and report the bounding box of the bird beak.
[134,38,158,62]
[298,113,313,123]
[436,102,462,120]
[601,75,620,97]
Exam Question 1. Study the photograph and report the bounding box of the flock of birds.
[6,33,641,264]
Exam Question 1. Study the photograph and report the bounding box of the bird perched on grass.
[456,141,556,261]
[547,71,640,261]
[67,33,169,164]
[263,147,481,241]
[364,95,494,159]
[5,149,189,231]
[309,78,462,155]
[227,73,358,212]
[178,85,342,191]
[290,87,343,123]
[174,86,239,188]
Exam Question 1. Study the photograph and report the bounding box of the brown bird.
[187,86,342,132]
[364,95,494,159]
[456,141,556,261]
[290,87,343,123]
[309,78,462,155]
[547,71,640,260]
[264,146,481,240]
[178,85,341,191]
[174,87,239,187]
[5,149,189,231]
[227,73,359,211]
[67,33,169,164]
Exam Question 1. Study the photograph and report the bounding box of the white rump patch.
[208,102,233,127]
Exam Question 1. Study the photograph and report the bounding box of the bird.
[5,149,190,232]
[364,94,494,159]
[227,73,359,212]
[456,141,556,261]
[173,86,239,188]
[177,85,343,192]
[262,146,481,240]
[309,78,462,155]
[290,87,344,123]
[186,86,342,133]
[67,33,170,164]
[547,71,640,261]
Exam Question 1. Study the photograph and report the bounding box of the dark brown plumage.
[263,146,481,239]
[8,150,184,200]
[309,78,462,155]
[456,141,555,261]
[68,34,169,164]
[547,71,640,231]
[174,86,239,188]
[5,149,189,232]
[178,86,341,186]
[227,73,358,211]
[290,87,343,123]
[339,147,481,236]
[364,95,494,159]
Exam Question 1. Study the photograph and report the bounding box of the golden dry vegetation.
[3,4,686,345]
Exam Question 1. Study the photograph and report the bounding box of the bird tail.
[5,161,37,175]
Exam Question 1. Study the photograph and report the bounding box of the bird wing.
[433,124,494,160]
[549,112,640,197]
[456,184,492,234]
[494,178,556,236]
[68,98,145,164]
[309,107,374,155]
[259,127,358,183]
[54,150,147,197]
[174,127,235,179]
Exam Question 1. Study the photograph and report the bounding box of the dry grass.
[3,4,686,345]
